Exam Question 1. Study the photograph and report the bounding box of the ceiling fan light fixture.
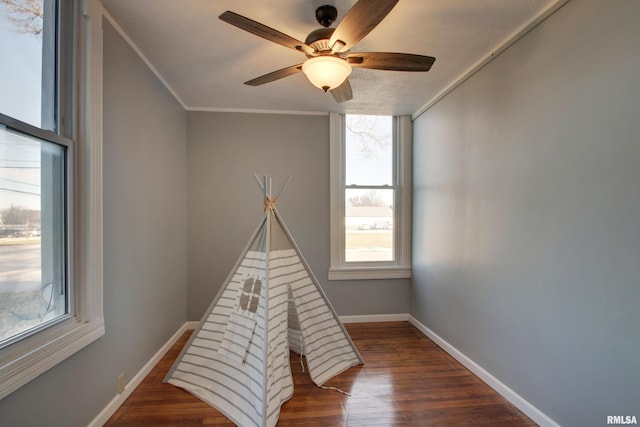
[302,56,352,92]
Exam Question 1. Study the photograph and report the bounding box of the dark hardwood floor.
[105,322,536,426]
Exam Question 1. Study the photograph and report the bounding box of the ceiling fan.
[219,0,436,103]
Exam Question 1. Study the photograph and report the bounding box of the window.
[0,0,104,399]
[329,113,412,280]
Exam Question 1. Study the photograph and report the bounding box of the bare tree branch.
[0,0,44,36]
[345,115,392,158]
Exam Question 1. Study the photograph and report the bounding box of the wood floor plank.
[105,322,536,426]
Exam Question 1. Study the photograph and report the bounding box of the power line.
[0,186,40,196]
[0,177,40,187]
[0,158,40,163]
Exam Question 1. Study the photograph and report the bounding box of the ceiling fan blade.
[347,52,435,71]
[329,0,399,53]
[244,64,303,86]
[219,11,314,56]
[330,79,353,103]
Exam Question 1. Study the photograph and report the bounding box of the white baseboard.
[87,323,190,427]
[408,315,559,427]
[185,321,199,330]
[340,313,409,323]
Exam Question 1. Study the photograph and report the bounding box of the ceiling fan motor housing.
[305,27,335,52]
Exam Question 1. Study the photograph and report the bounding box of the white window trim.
[329,112,412,280]
[0,0,104,400]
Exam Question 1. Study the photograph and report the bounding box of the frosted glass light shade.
[302,56,352,92]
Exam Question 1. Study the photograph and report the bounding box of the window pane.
[0,126,67,345]
[345,115,393,186]
[0,0,56,130]
[345,188,394,262]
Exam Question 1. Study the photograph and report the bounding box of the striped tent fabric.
[164,179,364,427]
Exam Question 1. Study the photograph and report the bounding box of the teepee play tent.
[164,176,364,427]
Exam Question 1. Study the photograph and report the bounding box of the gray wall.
[412,1,640,426]
[187,111,410,320]
[0,20,188,426]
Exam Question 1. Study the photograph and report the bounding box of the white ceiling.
[100,0,562,116]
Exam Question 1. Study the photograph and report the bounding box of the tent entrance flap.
[163,176,363,427]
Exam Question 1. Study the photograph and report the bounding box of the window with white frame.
[329,112,412,280]
[0,0,104,399]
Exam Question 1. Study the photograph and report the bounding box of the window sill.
[328,266,412,281]
[0,318,105,399]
